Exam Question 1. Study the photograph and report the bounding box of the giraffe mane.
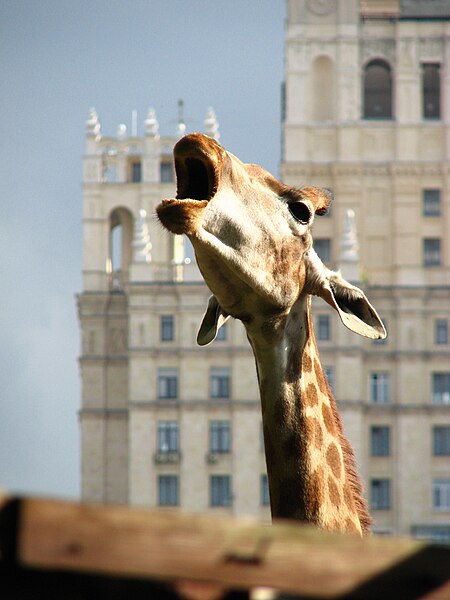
[328,392,372,533]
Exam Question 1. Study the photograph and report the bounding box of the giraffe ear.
[321,273,387,340]
[197,295,230,346]
[306,249,386,340]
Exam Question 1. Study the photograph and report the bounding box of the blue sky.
[0,1,284,498]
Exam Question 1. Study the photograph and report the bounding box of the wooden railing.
[0,494,449,599]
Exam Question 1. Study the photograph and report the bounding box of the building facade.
[282,0,450,539]
[78,0,450,541]
[78,107,270,519]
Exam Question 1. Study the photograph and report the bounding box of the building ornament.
[117,124,127,140]
[419,37,444,60]
[85,108,101,140]
[361,38,395,63]
[204,107,220,140]
[132,209,152,263]
[341,209,359,263]
[307,0,335,16]
[144,107,159,137]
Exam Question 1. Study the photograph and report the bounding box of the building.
[282,0,450,540]
[78,0,450,541]
[78,106,270,518]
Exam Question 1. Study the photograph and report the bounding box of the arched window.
[312,56,335,121]
[363,59,393,119]
[108,207,133,288]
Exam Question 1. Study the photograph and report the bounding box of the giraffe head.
[157,133,386,344]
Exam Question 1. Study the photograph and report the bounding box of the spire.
[131,109,138,137]
[132,209,152,263]
[339,209,360,282]
[144,107,159,137]
[204,107,220,140]
[85,108,101,140]
[176,99,186,137]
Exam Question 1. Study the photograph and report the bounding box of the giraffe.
[157,133,386,535]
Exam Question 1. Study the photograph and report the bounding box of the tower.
[282,0,450,540]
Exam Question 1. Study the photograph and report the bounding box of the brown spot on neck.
[305,382,319,406]
[326,443,343,480]
[328,475,342,508]
[302,352,312,373]
[314,358,329,395]
[322,404,336,435]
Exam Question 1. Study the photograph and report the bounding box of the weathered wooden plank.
[5,496,447,598]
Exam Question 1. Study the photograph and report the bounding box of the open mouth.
[157,134,224,234]
[174,134,221,202]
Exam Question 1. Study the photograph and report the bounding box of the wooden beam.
[1,496,449,598]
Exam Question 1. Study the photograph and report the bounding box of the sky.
[0,0,285,498]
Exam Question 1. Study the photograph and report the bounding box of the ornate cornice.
[281,161,449,180]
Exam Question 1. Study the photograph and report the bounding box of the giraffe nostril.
[288,201,312,225]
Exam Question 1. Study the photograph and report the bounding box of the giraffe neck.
[248,297,370,535]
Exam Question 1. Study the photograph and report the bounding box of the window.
[157,421,179,453]
[435,320,448,345]
[422,63,441,120]
[363,59,393,119]
[433,373,450,404]
[160,160,174,183]
[433,426,450,456]
[261,474,270,506]
[371,426,390,457]
[158,475,179,506]
[412,524,450,544]
[423,190,441,217]
[433,480,450,511]
[108,207,133,285]
[215,322,228,342]
[103,162,117,183]
[424,239,441,267]
[370,479,391,510]
[370,372,390,404]
[210,421,231,453]
[317,315,331,341]
[210,367,230,399]
[160,316,174,342]
[314,239,331,263]
[210,475,231,507]
[158,368,178,399]
[129,160,141,183]
[324,366,334,394]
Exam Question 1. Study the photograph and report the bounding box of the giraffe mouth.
[174,156,216,201]
[156,133,225,234]
[174,134,222,202]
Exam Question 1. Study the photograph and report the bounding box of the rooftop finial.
[86,108,101,140]
[132,209,152,263]
[204,107,220,140]
[177,99,186,137]
[117,123,127,140]
[144,107,159,137]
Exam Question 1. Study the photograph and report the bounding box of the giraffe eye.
[288,201,312,225]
